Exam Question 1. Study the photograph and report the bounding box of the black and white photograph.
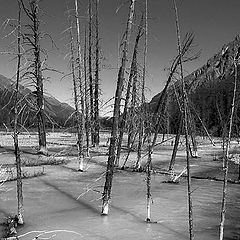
[0,0,239,239]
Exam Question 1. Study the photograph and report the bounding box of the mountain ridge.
[149,35,240,136]
[0,74,75,128]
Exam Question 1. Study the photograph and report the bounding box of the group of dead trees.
[7,0,48,226]
[100,0,194,220]
[101,1,239,240]
[66,0,101,171]
[2,0,239,239]
[4,0,102,228]
[0,0,46,228]
[102,0,150,215]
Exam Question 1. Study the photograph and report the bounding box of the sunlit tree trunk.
[84,27,90,157]
[14,0,24,224]
[219,50,238,240]
[67,6,83,172]
[146,125,152,222]
[94,0,100,147]
[75,0,85,171]
[101,0,135,215]
[88,0,95,146]
[173,0,194,239]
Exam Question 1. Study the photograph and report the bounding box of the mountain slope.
[0,74,75,128]
[149,35,240,136]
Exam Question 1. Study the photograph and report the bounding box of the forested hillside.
[149,36,240,137]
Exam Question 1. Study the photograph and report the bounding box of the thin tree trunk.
[122,130,138,169]
[146,125,152,222]
[94,0,100,147]
[173,0,194,239]
[88,0,95,146]
[168,114,183,171]
[68,8,83,172]
[75,0,85,171]
[84,27,90,157]
[14,0,24,224]
[188,107,198,158]
[191,104,215,146]
[219,52,238,240]
[116,16,143,166]
[136,1,148,170]
[101,0,135,215]
[190,132,198,158]
[125,65,138,153]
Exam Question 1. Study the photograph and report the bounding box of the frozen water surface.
[0,133,239,239]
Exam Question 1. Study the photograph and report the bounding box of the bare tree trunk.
[188,108,198,158]
[146,125,152,222]
[75,0,85,171]
[29,0,47,155]
[14,0,24,224]
[190,132,198,158]
[101,0,135,215]
[136,1,148,170]
[67,7,83,172]
[219,50,238,240]
[20,0,47,155]
[125,65,138,152]
[168,114,183,171]
[173,0,194,239]
[20,0,47,154]
[116,16,144,166]
[84,27,90,157]
[88,0,95,146]
[94,0,100,148]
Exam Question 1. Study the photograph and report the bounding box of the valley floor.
[0,132,240,240]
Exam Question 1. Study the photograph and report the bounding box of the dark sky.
[1,0,240,115]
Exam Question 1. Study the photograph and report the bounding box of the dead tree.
[75,0,85,171]
[88,0,95,146]
[219,47,239,240]
[84,27,90,157]
[150,32,198,152]
[121,64,139,168]
[136,1,148,170]
[94,0,100,147]
[188,112,198,158]
[116,16,144,167]
[168,114,183,171]
[173,0,194,239]
[140,0,153,222]
[146,123,152,222]
[101,0,135,215]
[67,5,83,171]
[14,0,24,224]
[20,0,47,154]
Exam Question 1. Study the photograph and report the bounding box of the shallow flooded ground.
[0,132,239,239]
